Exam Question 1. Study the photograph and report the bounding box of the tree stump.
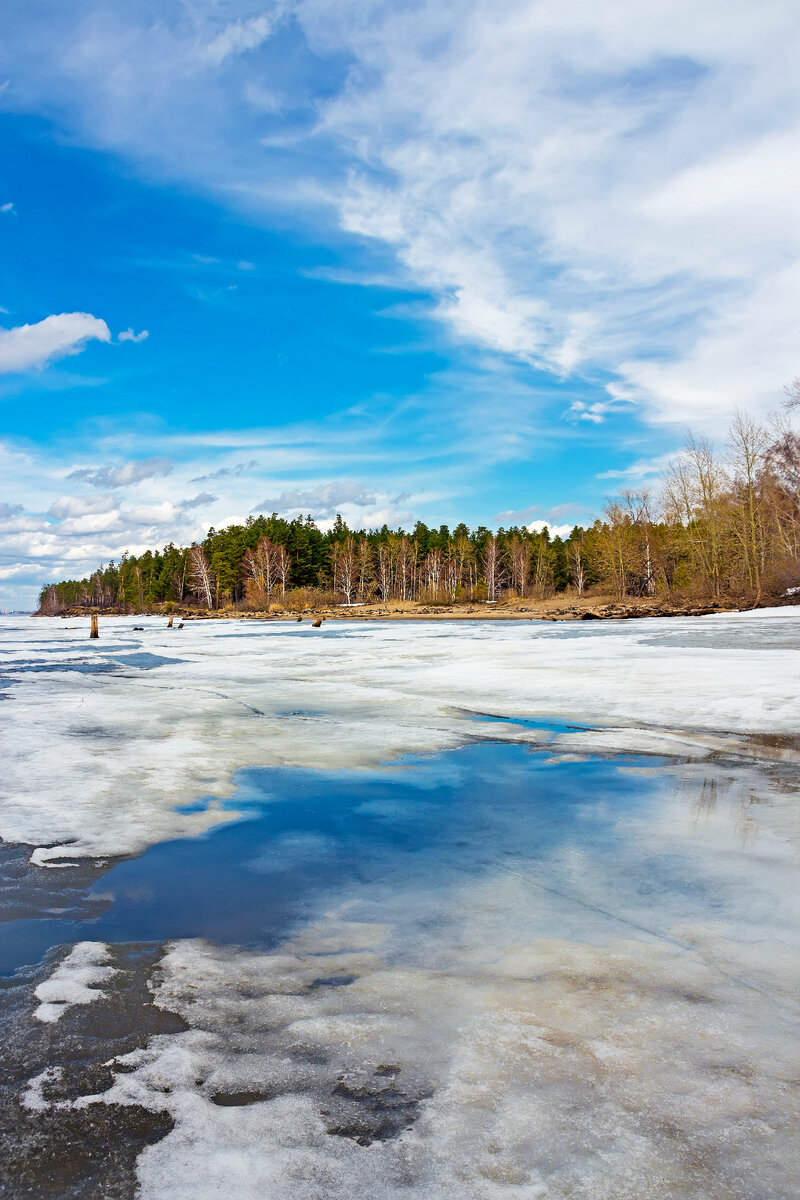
[168,616,174,628]
[312,617,322,628]
[90,614,99,639]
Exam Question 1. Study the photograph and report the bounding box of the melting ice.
[0,610,798,1198]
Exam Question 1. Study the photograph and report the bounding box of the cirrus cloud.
[0,0,796,431]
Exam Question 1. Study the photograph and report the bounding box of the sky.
[0,0,798,607]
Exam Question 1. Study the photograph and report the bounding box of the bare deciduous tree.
[482,535,503,600]
[728,410,769,601]
[622,489,656,596]
[506,534,529,597]
[424,548,443,597]
[569,539,586,595]
[331,536,357,603]
[396,536,416,600]
[356,540,374,600]
[187,545,215,609]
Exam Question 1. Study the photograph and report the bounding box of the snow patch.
[34,942,117,1023]
[21,1066,63,1112]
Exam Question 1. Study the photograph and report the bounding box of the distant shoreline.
[35,594,798,624]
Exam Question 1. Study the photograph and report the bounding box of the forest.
[38,410,800,614]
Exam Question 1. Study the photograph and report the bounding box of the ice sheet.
[67,889,798,1200]
[10,669,796,1199]
[1,609,798,863]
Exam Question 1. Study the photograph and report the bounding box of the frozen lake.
[1,611,799,1198]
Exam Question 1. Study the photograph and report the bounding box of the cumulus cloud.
[55,511,122,536]
[67,456,174,488]
[0,502,24,519]
[126,502,177,524]
[117,327,149,343]
[0,312,111,373]
[527,520,574,539]
[48,494,117,519]
[0,514,40,534]
[1,202,15,215]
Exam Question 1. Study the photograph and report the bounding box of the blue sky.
[1,0,798,607]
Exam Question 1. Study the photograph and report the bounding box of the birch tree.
[356,539,374,600]
[506,534,529,597]
[569,539,586,595]
[187,545,215,609]
[482,535,502,600]
[331,536,357,603]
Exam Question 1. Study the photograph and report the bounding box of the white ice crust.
[33,941,116,1023]
[73,851,799,1200]
[1,609,798,863]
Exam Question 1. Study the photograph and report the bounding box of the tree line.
[38,410,800,613]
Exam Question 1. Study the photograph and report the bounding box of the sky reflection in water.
[0,739,743,976]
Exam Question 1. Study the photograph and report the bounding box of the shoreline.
[40,596,795,623]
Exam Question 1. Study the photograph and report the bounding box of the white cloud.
[191,459,259,483]
[55,511,123,535]
[255,479,414,528]
[179,492,218,510]
[307,0,800,428]
[617,261,800,430]
[255,481,378,516]
[0,514,40,534]
[2,1,795,429]
[0,563,37,580]
[597,453,676,483]
[118,327,149,343]
[494,503,580,531]
[197,14,280,67]
[565,398,632,426]
[527,520,573,539]
[126,501,178,524]
[67,457,174,488]
[0,312,111,373]
[48,494,117,519]
[1,201,14,214]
